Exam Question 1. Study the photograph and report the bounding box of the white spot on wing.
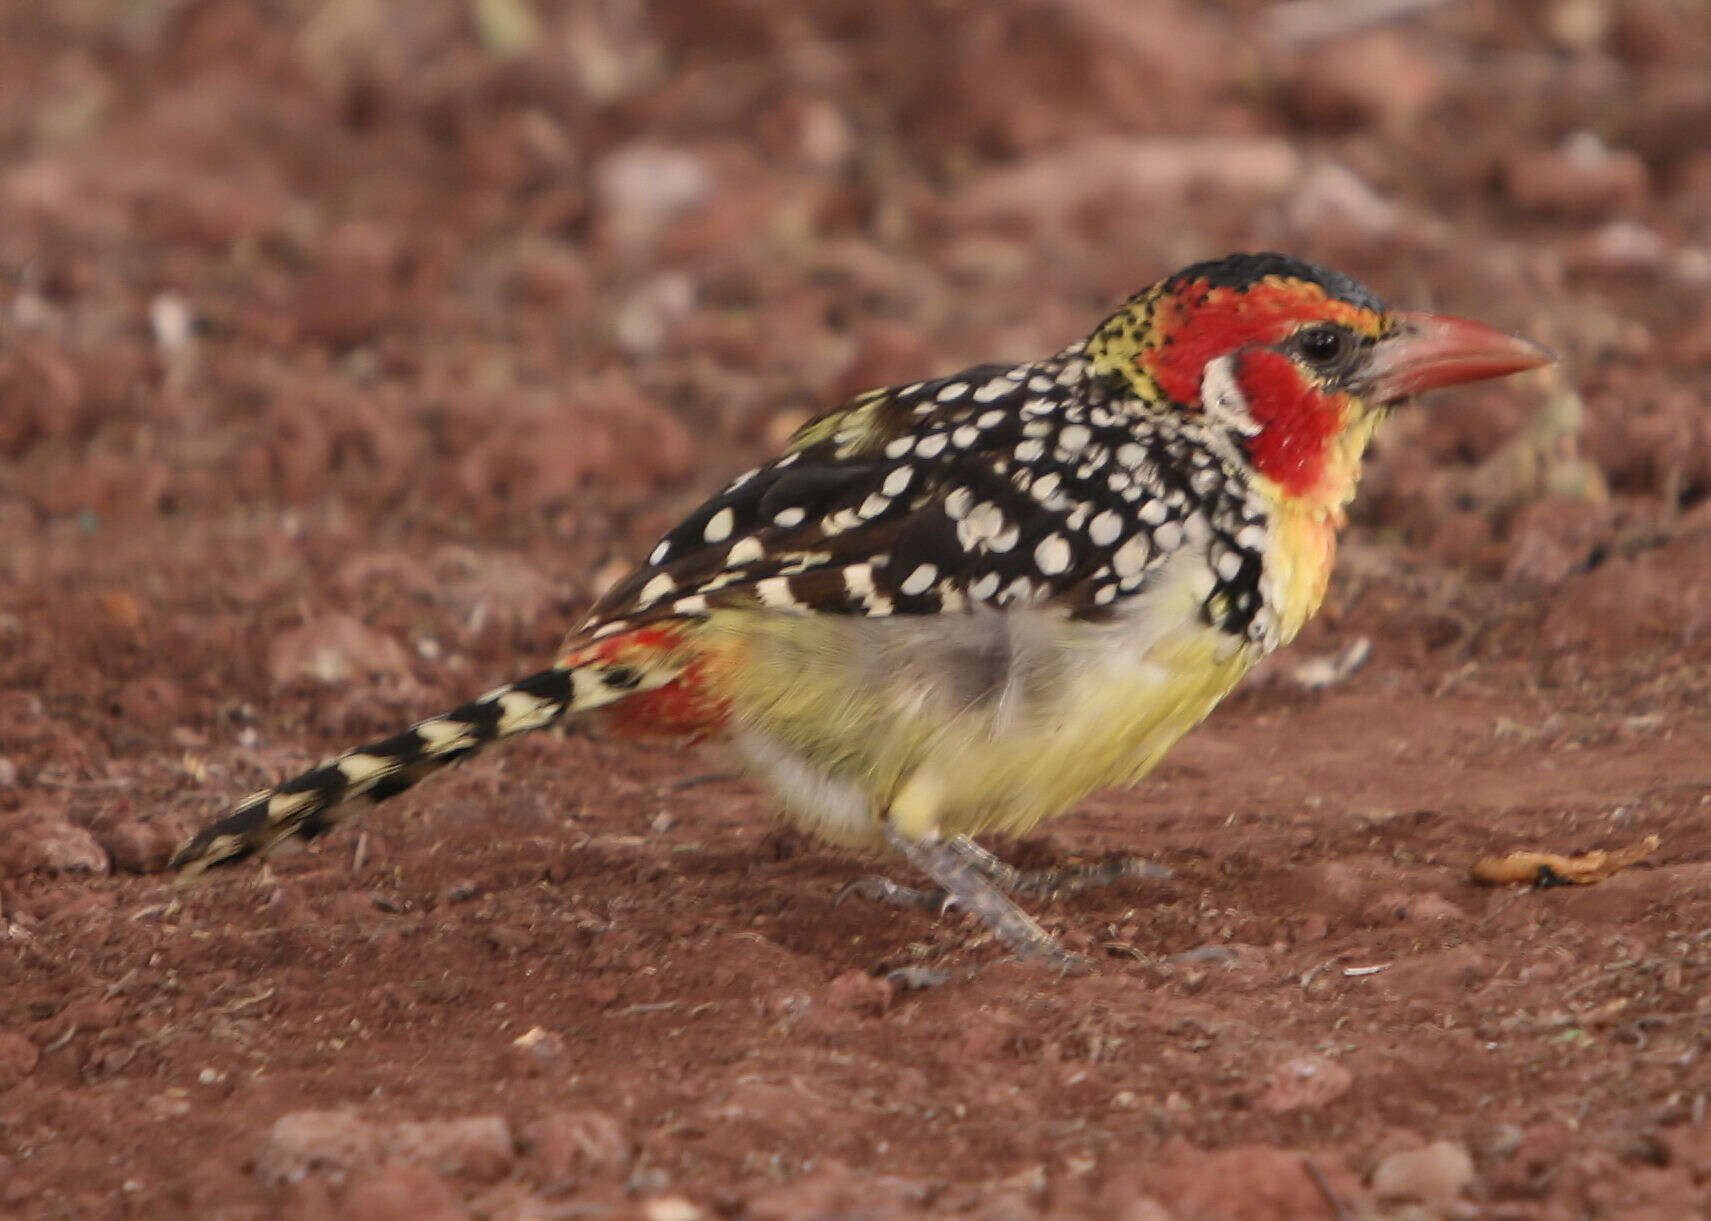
[899,564,938,595]
[1057,424,1091,453]
[727,537,765,566]
[703,507,735,543]
[755,577,798,608]
[1034,534,1072,576]
[1089,509,1123,547]
[1113,534,1150,578]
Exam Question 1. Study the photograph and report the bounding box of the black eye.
[1296,325,1351,368]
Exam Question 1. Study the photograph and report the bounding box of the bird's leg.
[947,836,1173,899]
[840,834,1169,911]
[880,827,1084,969]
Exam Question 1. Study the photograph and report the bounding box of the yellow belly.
[695,570,1263,848]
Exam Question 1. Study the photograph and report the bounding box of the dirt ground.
[5,1,1711,1217]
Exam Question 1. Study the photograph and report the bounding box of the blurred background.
[7,4,1711,1216]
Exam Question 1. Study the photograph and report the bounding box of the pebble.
[823,969,895,1017]
[0,1033,41,1092]
[506,1026,568,1077]
[100,820,180,874]
[267,614,414,687]
[0,816,109,878]
[519,1110,631,1189]
[385,1117,515,1183]
[1142,1141,1368,1219]
[1371,1140,1476,1206]
[256,1111,381,1186]
[1506,135,1649,217]
[1259,1055,1353,1112]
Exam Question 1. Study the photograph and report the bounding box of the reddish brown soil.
[6,3,1711,1218]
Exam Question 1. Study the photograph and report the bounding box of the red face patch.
[1139,277,1373,498]
[1233,348,1347,497]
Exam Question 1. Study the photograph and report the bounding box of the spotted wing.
[572,349,1269,646]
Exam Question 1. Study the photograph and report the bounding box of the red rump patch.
[562,626,730,742]
[1233,348,1345,498]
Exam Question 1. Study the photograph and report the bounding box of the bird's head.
[1089,252,1554,507]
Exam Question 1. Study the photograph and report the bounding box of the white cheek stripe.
[1200,353,1260,438]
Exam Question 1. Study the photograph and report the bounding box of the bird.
[170,252,1552,966]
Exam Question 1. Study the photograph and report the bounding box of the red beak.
[1365,311,1556,402]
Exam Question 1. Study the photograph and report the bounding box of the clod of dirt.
[256,1111,383,1186]
[338,1162,467,1221]
[267,615,414,687]
[0,814,109,878]
[1370,1139,1476,1208]
[1505,134,1650,218]
[1259,1055,1353,1113]
[741,1160,928,1220]
[98,820,179,874]
[1471,834,1661,886]
[385,1117,515,1183]
[823,968,895,1017]
[1138,1140,1369,1220]
[519,1110,632,1190]
[0,1032,41,1091]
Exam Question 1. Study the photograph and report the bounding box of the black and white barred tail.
[170,656,677,879]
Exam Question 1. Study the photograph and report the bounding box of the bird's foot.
[836,875,951,913]
[874,828,1089,971]
[946,836,1173,899]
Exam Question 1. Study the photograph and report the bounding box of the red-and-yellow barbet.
[173,253,1552,965]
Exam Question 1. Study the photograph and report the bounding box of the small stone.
[1566,219,1671,276]
[1146,1141,1369,1218]
[98,590,144,631]
[0,1033,41,1092]
[100,821,179,874]
[640,1197,704,1221]
[1282,30,1444,132]
[384,1116,515,1183]
[268,615,414,687]
[1363,891,1466,925]
[823,969,894,1017]
[506,1026,568,1077]
[1259,1055,1353,1112]
[1371,1140,1476,1206]
[255,1111,382,1186]
[338,1163,467,1221]
[593,143,711,252]
[1506,135,1649,218]
[0,816,109,878]
[520,1110,631,1189]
